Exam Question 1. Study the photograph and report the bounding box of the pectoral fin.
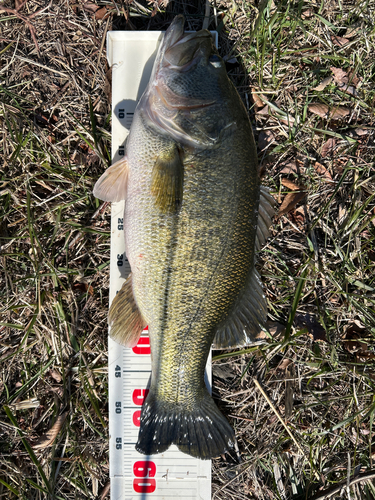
[151,144,184,212]
[109,274,146,347]
[93,156,129,202]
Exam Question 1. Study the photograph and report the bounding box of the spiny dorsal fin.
[151,143,184,212]
[108,274,146,347]
[255,186,275,251]
[93,156,129,203]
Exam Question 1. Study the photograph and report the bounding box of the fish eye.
[209,54,222,68]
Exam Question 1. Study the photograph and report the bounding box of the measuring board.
[107,29,218,499]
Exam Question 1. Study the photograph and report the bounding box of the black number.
[115,401,121,414]
[117,217,123,231]
[118,146,125,157]
[115,365,121,378]
[117,253,124,267]
[116,437,122,449]
[118,109,125,119]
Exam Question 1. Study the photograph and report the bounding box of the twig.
[254,378,321,482]
[310,471,375,500]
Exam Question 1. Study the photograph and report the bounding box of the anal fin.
[108,274,146,347]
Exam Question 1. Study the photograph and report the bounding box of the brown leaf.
[308,103,329,118]
[50,369,62,383]
[281,178,300,190]
[313,161,333,181]
[94,6,108,19]
[340,85,358,97]
[331,35,350,46]
[321,138,337,158]
[279,160,305,175]
[251,87,266,109]
[278,358,293,371]
[278,191,306,217]
[313,76,333,91]
[266,321,285,338]
[330,106,350,119]
[83,1,100,14]
[32,412,68,450]
[330,66,349,85]
[258,130,276,151]
[308,103,350,120]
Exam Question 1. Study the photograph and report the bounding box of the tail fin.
[136,390,236,460]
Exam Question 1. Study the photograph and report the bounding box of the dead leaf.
[331,35,350,46]
[347,69,361,87]
[290,206,306,226]
[308,103,350,120]
[251,87,266,109]
[94,6,108,19]
[278,191,306,217]
[278,358,293,371]
[308,103,329,118]
[258,130,276,151]
[321,138,337,158]
[50,369,62,383]
[313,161,333,181]
[281,178,300,190]
[313,76,333,91]
[340,85,358,97]
[301,8,314,19]
[32,412,68,450]
[266,321,285,338]
[330,106,350,119]
[279,160,305,175]
[354,128,370,136]
[83,1,100,14]
[330,66,349,85]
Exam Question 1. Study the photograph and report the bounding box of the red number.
[132,336,151,355]
[133,478,156,493]
[132,410,141,427]
[132,389,149,406]
[133,461,156,493]
[133,460,156,477]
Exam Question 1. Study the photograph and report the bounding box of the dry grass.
[0,0,374,499]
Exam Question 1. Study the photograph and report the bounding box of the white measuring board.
[107,29,218,500]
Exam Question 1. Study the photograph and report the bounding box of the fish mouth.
[158,15,214,72]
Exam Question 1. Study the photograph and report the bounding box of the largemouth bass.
[93,15,274,460]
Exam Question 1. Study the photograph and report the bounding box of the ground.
[0,0,374,499]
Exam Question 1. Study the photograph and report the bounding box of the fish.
[93,15,275,460]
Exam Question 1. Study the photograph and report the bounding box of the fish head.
[144,15,233,148]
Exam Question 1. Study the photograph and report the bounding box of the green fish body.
[93,15,274,460]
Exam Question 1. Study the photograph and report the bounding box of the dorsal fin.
[255,186,275,251]
[213,186,275,349]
